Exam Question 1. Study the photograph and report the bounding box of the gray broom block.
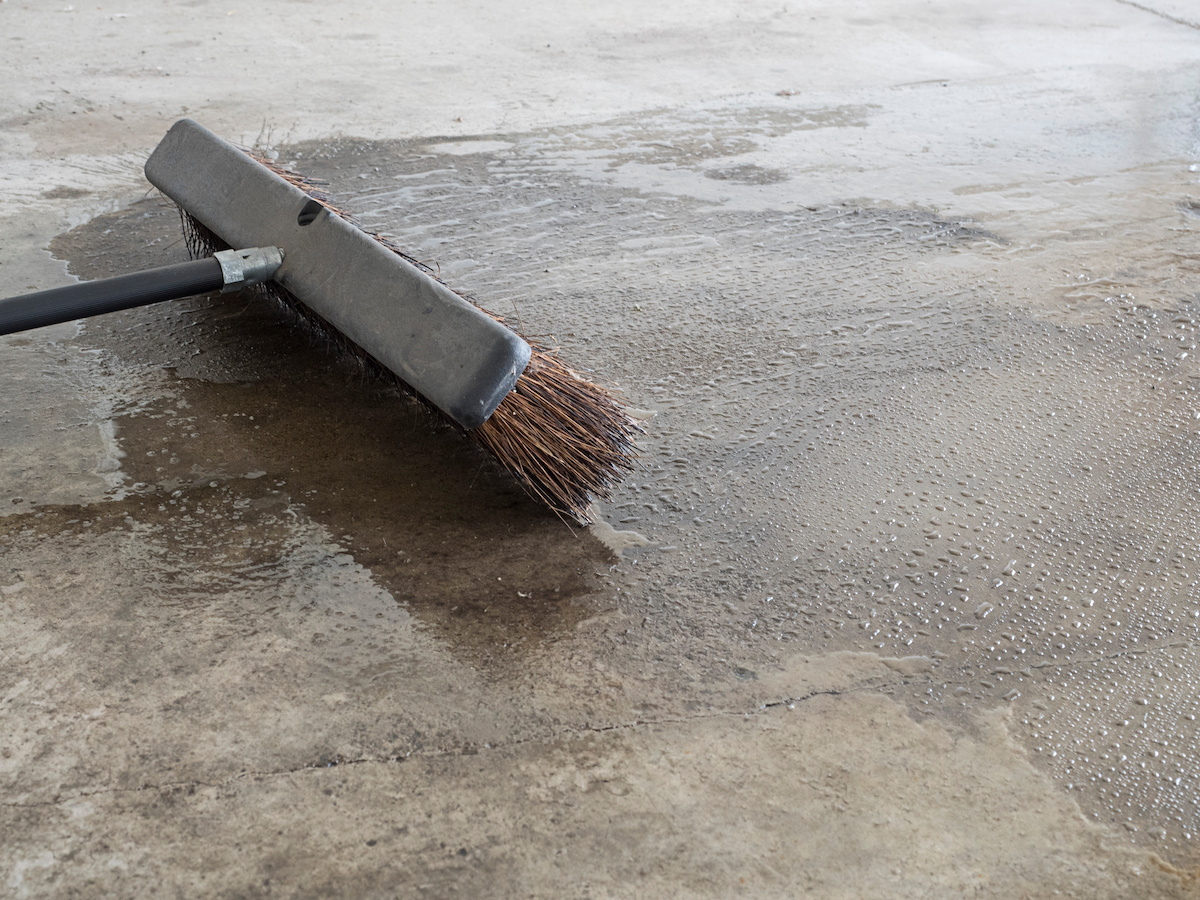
[144,119,530,430]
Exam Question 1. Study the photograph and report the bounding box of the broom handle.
[0,246,283,337]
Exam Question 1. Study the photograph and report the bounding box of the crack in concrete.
[7,639,1191,812]
[1114,0,1200,30]
[0,688,847,811]
[10,638,1190,812]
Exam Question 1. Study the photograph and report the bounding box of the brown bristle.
[177,151,640,523]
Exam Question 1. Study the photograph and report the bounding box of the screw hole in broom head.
[296,198,323,227]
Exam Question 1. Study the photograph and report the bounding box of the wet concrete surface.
[5,0,1200,897]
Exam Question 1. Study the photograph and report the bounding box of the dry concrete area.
[4,0,1200,897]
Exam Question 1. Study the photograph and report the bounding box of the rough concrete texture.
[4,0,1200,897]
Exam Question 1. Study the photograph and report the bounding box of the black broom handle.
[0,258,224,336]
[0,247,283,337]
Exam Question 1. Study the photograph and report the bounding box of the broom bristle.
[177,151,639,523]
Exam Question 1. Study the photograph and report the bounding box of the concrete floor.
[4,1,1200,896]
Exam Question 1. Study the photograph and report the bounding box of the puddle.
[282,124,1200,859]
[20,102,1200,863]
[35,200,615,664]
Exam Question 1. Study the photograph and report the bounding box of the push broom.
[0,119,639,522]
